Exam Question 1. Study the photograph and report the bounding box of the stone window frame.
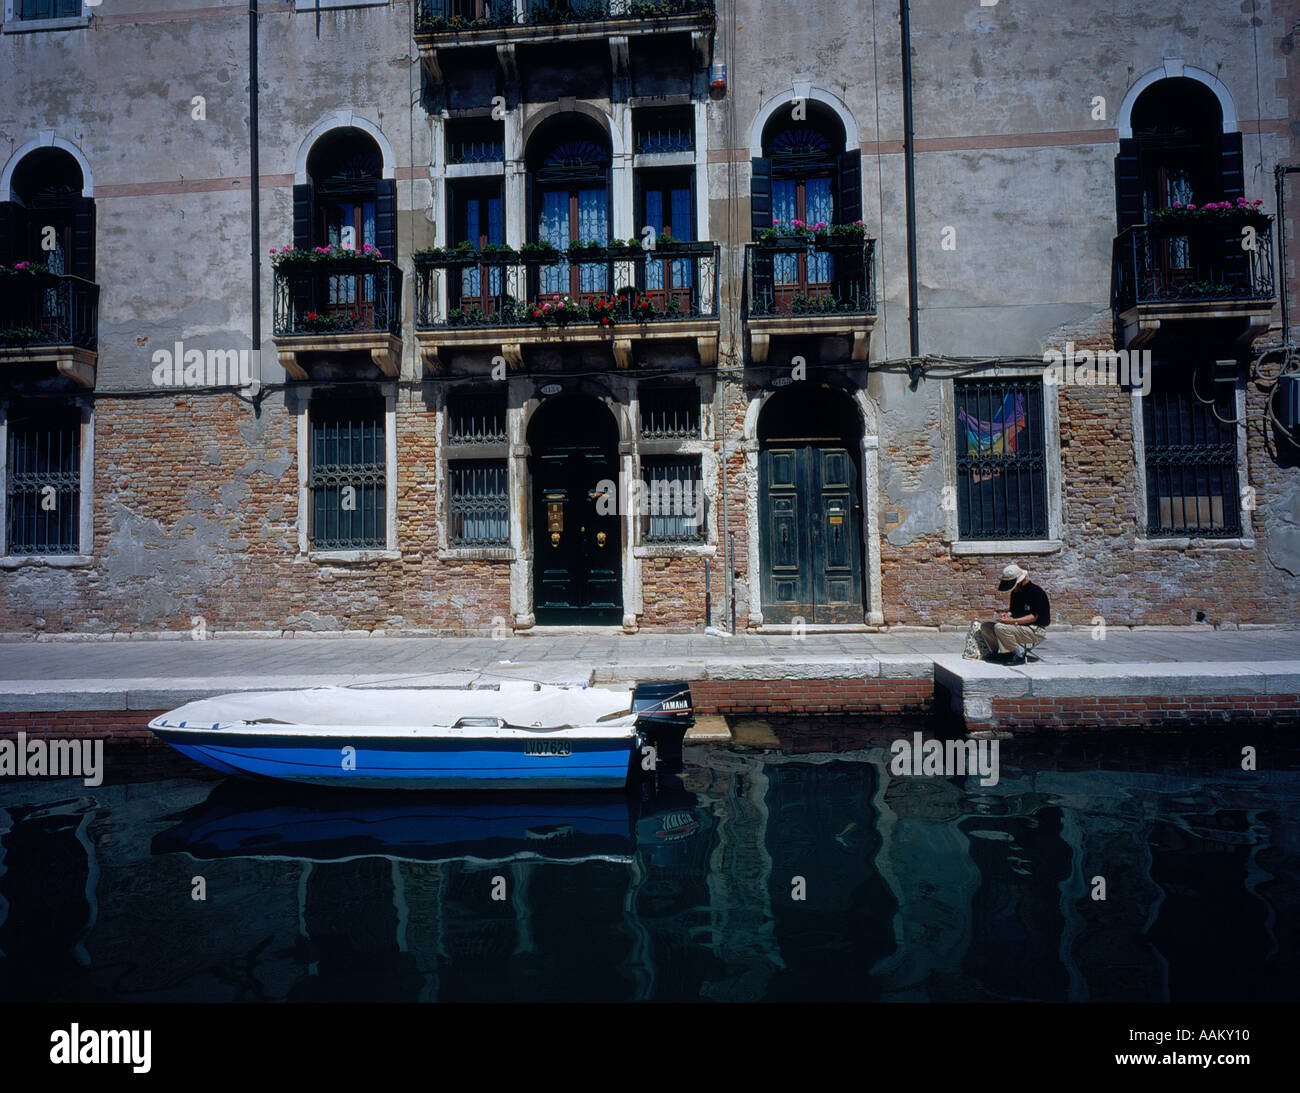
[940,366,1064,556]
[630,375,717,560]
[437,385,516,562]
[1131,375,1255,551]
[2,0,89,34]
[0,398,94,568]
[296,385,400,563]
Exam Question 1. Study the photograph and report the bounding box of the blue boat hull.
[162,731,639,790]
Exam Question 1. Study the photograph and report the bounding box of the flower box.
[297,312,360,333]
[1149,201,1272,236]
[520,243,561,263]
[271,243,383,270]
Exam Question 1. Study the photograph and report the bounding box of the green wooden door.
[759,444,863,624]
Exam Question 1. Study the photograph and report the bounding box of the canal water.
[1,724,1296,1003]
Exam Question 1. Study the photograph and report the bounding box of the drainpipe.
[249,0,261,387]
[899,0,920,357]
[1276,163,1300,346]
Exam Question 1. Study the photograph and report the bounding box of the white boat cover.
[157,682,636,731]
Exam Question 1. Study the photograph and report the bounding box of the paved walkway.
[1,628,1296,684]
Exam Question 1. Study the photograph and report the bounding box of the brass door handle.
[596,531,607,548]
[551,532,560,546]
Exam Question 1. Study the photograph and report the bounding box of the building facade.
[1,0,1297,636]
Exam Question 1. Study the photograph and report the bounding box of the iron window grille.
[18,0,79,17]
[310,401,386,550]
[449,460,510,547]
[6,408,80,555]
[954,378,1048,540]
[449,392,508,444]
[642,455,705,543]
[1142,365,1242,538]
[446,119,506,165]
[640,385,700,439]
[633,108,695,156]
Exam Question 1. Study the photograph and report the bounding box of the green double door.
[759,444,864,624]
[532,444,622,625]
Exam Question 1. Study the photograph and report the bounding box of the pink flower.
[1187,204,1197,211]
[15,261,29,270]
[853,220,864,227]
[1172,201,1183,208]
[772,218,782,226]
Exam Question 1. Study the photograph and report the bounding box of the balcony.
[414,0,714,83]
[0,271,98,387]
[1112,223,1275,348]
[413,242,719,369]
[271,258,403,380]
[742,238,877,364]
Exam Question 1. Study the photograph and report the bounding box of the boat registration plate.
[524,739,572,757]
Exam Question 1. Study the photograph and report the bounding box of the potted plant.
[813,221,867,249]
[0,260,53,277]
[298,311,360,333]
[271,243,383,269]
[566,238,608,259]
[447,304,488,326]
[0,325,42,346]
[478,243,518,262]
[757,219,813,249]
[607,238,645,260]
[587,296,619,327]
[520,241,561,263]
[1150,199,1272,236]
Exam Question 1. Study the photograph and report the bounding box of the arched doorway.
[528,393,622,624]
[758,385,865,624]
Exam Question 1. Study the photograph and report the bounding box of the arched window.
[305,129,384,252]
[1116,78,1238,230]
[527,119,612,299]
[294,129,394,323]
[1,148,93,279]
[755,104,859,300]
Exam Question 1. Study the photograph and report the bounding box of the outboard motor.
[631,681,694,767]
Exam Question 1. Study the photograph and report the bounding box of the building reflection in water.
[0,732,1295,1002]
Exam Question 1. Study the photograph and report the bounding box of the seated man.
[972,564,1049,665]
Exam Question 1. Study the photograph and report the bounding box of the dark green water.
[1,728,1296,1002]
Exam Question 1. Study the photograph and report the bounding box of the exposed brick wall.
[691,678,933,716]
[985,694,1300,731]
[0,710,167,743]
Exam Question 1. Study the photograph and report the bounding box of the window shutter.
[750,157,774,319]
[375,177,397,258]
[837,148,862,225]
[0,201,27,265]
[1114,138,1143,230]
[292,182,314,250]
[69,197,95,280]
[1220,131,1245,202]
[750,157,772,239]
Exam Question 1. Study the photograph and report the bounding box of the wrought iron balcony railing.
[743,239,876,319]
[1112,223,1275,314]
[0,272,98,351]
[415,0,714,35]
[273,259,403,338]
[414,243,718,330]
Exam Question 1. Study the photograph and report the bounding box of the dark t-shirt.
[1009,579,1050,627]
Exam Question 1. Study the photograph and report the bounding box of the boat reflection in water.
[152,780,710,867]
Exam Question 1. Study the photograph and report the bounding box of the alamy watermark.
[1043,342,1152,396]
[890,732,1000,787]
[0,733,103,787]
[593,472,706,526]
[151,342,257,389]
